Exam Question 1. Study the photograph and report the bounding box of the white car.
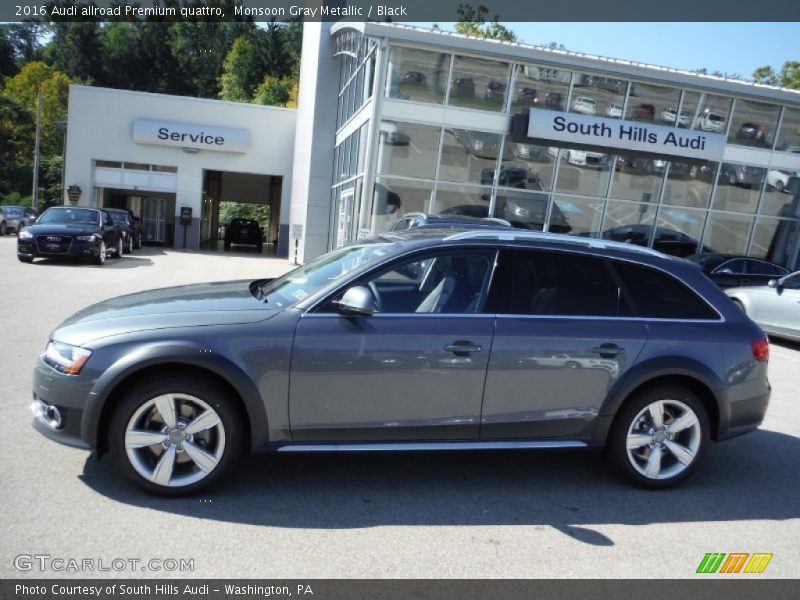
[571,96,597,115]
[694,111,726,133]
[766,169,798,193]
[660,106,691,126]
[606,103,623,118]
[726,271,800,342]
[565,149,607,168]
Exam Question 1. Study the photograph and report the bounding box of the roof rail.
[443,229,667,258]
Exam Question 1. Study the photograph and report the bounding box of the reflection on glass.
[371,177,433,233]
[438,128,502,185]
[662,161,715,208]
[601,200,656,247]
[551,195,604,237]
[611,155,665,202]
[376,120,440,180]
[680,91,733,132]
[749,217,799,267]
[728,99,780,148]
[570,73,628,119]
[433,182,490,215]
[498,137,556,191]
[510,64,571,112]
[385,46,450,104]
[449,55,510,112]
[653,206,705,257]
[701,212,754,255]
[712,163,765,213]
[555,148,613,197]
[495,191,553,231]
[776,107,800,152]
[627,82,680,123]
[761,169,800,216]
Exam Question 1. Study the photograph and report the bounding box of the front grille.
[36,235,73,254]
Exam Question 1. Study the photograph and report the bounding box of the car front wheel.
[124,235,133,254]
[94,241,107,265]
[111,236,123,258]
[610,385,709,489]
[108,376,246,495]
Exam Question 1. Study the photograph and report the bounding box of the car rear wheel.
[111,237,123,258]
[609,385,709,489]
[124,235,133,254]
[108,376,246,495]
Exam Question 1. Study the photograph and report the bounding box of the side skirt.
[256,440,591,453]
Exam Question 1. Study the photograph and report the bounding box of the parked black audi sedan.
[17,206,124,265]
[224,218,263,252]
[105,208,140,254]
[687,253,790,288]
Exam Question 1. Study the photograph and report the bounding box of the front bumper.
[30,361,94,450]
[18,237,102,259]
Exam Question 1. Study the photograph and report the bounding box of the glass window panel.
[611,154,665,203]
[495,190,551,231]
[749,216,800,267]
[152,165,177,173]
[377,121,440,180]
[570,73,628,119]
[432,182,490,215]
[761,169,799,216]
[680,91,732,132]
[661,160,716,208]
[448,55,510,112]
[95,160,122,168]
[728,99,780,148]
[776,107,800,152]
[123,162,149,171]
[626,82,680,124]
[555,148,613,197]
[601,200,657,247]
[551,194,605,237]
[385,46,450,104]
[438,128,501,185]
[653,206,705,257]
[712,164,766,213]
[371,177,433,233]
[498,137,557,192]
[701,212,754,255]
[509,63,571,113]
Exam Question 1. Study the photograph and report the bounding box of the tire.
[566,361,580,369]
[17,254,33,263]
[609,385,709,489]
[124,235,133,254]
[111,237,123,258]
[108,375,246,496]
[775,180,784,193]
[731,299,746,314]
[0,221,5,236]
[94,241,107,266]
[133,234,141,250]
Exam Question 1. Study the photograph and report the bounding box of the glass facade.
[330,32,800,270]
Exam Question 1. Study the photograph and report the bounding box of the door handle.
[592,343,625,358]
[444,341,483,355]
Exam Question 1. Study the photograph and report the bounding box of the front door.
[289,248,498,441]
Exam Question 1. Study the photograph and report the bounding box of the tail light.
[751,337,769,362]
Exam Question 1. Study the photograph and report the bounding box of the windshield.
[109,212,130,224]
[39,208,99,225]
[1,206,23,216]
[256,242,396,309]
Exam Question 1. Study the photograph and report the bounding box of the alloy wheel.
[124,394,226,488]
[98,242,106,264]
[625,399,701,480]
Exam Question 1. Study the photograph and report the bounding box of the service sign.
[526,108,726,162]
[132,120,249,153]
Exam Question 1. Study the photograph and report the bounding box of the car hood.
[24,223,100,236]
[53,280,277,346]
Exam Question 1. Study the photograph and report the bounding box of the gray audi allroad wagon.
[30,229,771,495]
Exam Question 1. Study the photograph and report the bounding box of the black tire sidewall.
[108,376,247,496]
[609,385,710,489]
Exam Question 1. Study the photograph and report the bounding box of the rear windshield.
[230,219,258,227]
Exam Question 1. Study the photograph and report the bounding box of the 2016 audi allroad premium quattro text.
[29,230,771,495]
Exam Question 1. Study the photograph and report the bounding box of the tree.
[219,36,260,102]
[0,95,34,197]
[778,61,800,89]
[753,66,778,86]
[252,74,296,107]
[0,25,19,80]
[454,3,517,42]
[44,21,104,84]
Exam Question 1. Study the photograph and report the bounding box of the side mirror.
[336,286,376,317]
[767,279,780,288]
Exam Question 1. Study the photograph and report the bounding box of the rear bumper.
[717,386,771,441]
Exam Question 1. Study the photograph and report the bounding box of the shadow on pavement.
[80,428,800,546]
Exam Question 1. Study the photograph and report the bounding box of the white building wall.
[64,85,297,251]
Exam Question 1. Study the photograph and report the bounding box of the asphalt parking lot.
[0,235,798,579]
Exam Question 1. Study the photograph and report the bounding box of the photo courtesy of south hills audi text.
[14,584,315,597]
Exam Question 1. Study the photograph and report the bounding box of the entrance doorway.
[100,188,176,246]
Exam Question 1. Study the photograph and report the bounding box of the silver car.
[0,205,37,235]
[726,271,800,342]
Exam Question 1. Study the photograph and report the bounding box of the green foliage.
[219,36,261,102]
[752,61,800,89]
[0,95,34,197]
[218,201,270,227]
[454,3,517,42]
[752,66,778,86]
[0,25,18,80]
[252,75,296,107]
[43,21,103,84]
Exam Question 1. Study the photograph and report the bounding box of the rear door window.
[611,261,718,320]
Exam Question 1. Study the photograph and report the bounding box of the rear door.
[481,249,648,439]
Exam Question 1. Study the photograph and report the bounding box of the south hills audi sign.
[132,119,249,153]
[522,108,726,162]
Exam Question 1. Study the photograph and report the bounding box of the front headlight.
[18,230,33,239]
[76,234,99,242]
[43,341,92,375]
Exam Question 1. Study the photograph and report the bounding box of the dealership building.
[64,22,800,269]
